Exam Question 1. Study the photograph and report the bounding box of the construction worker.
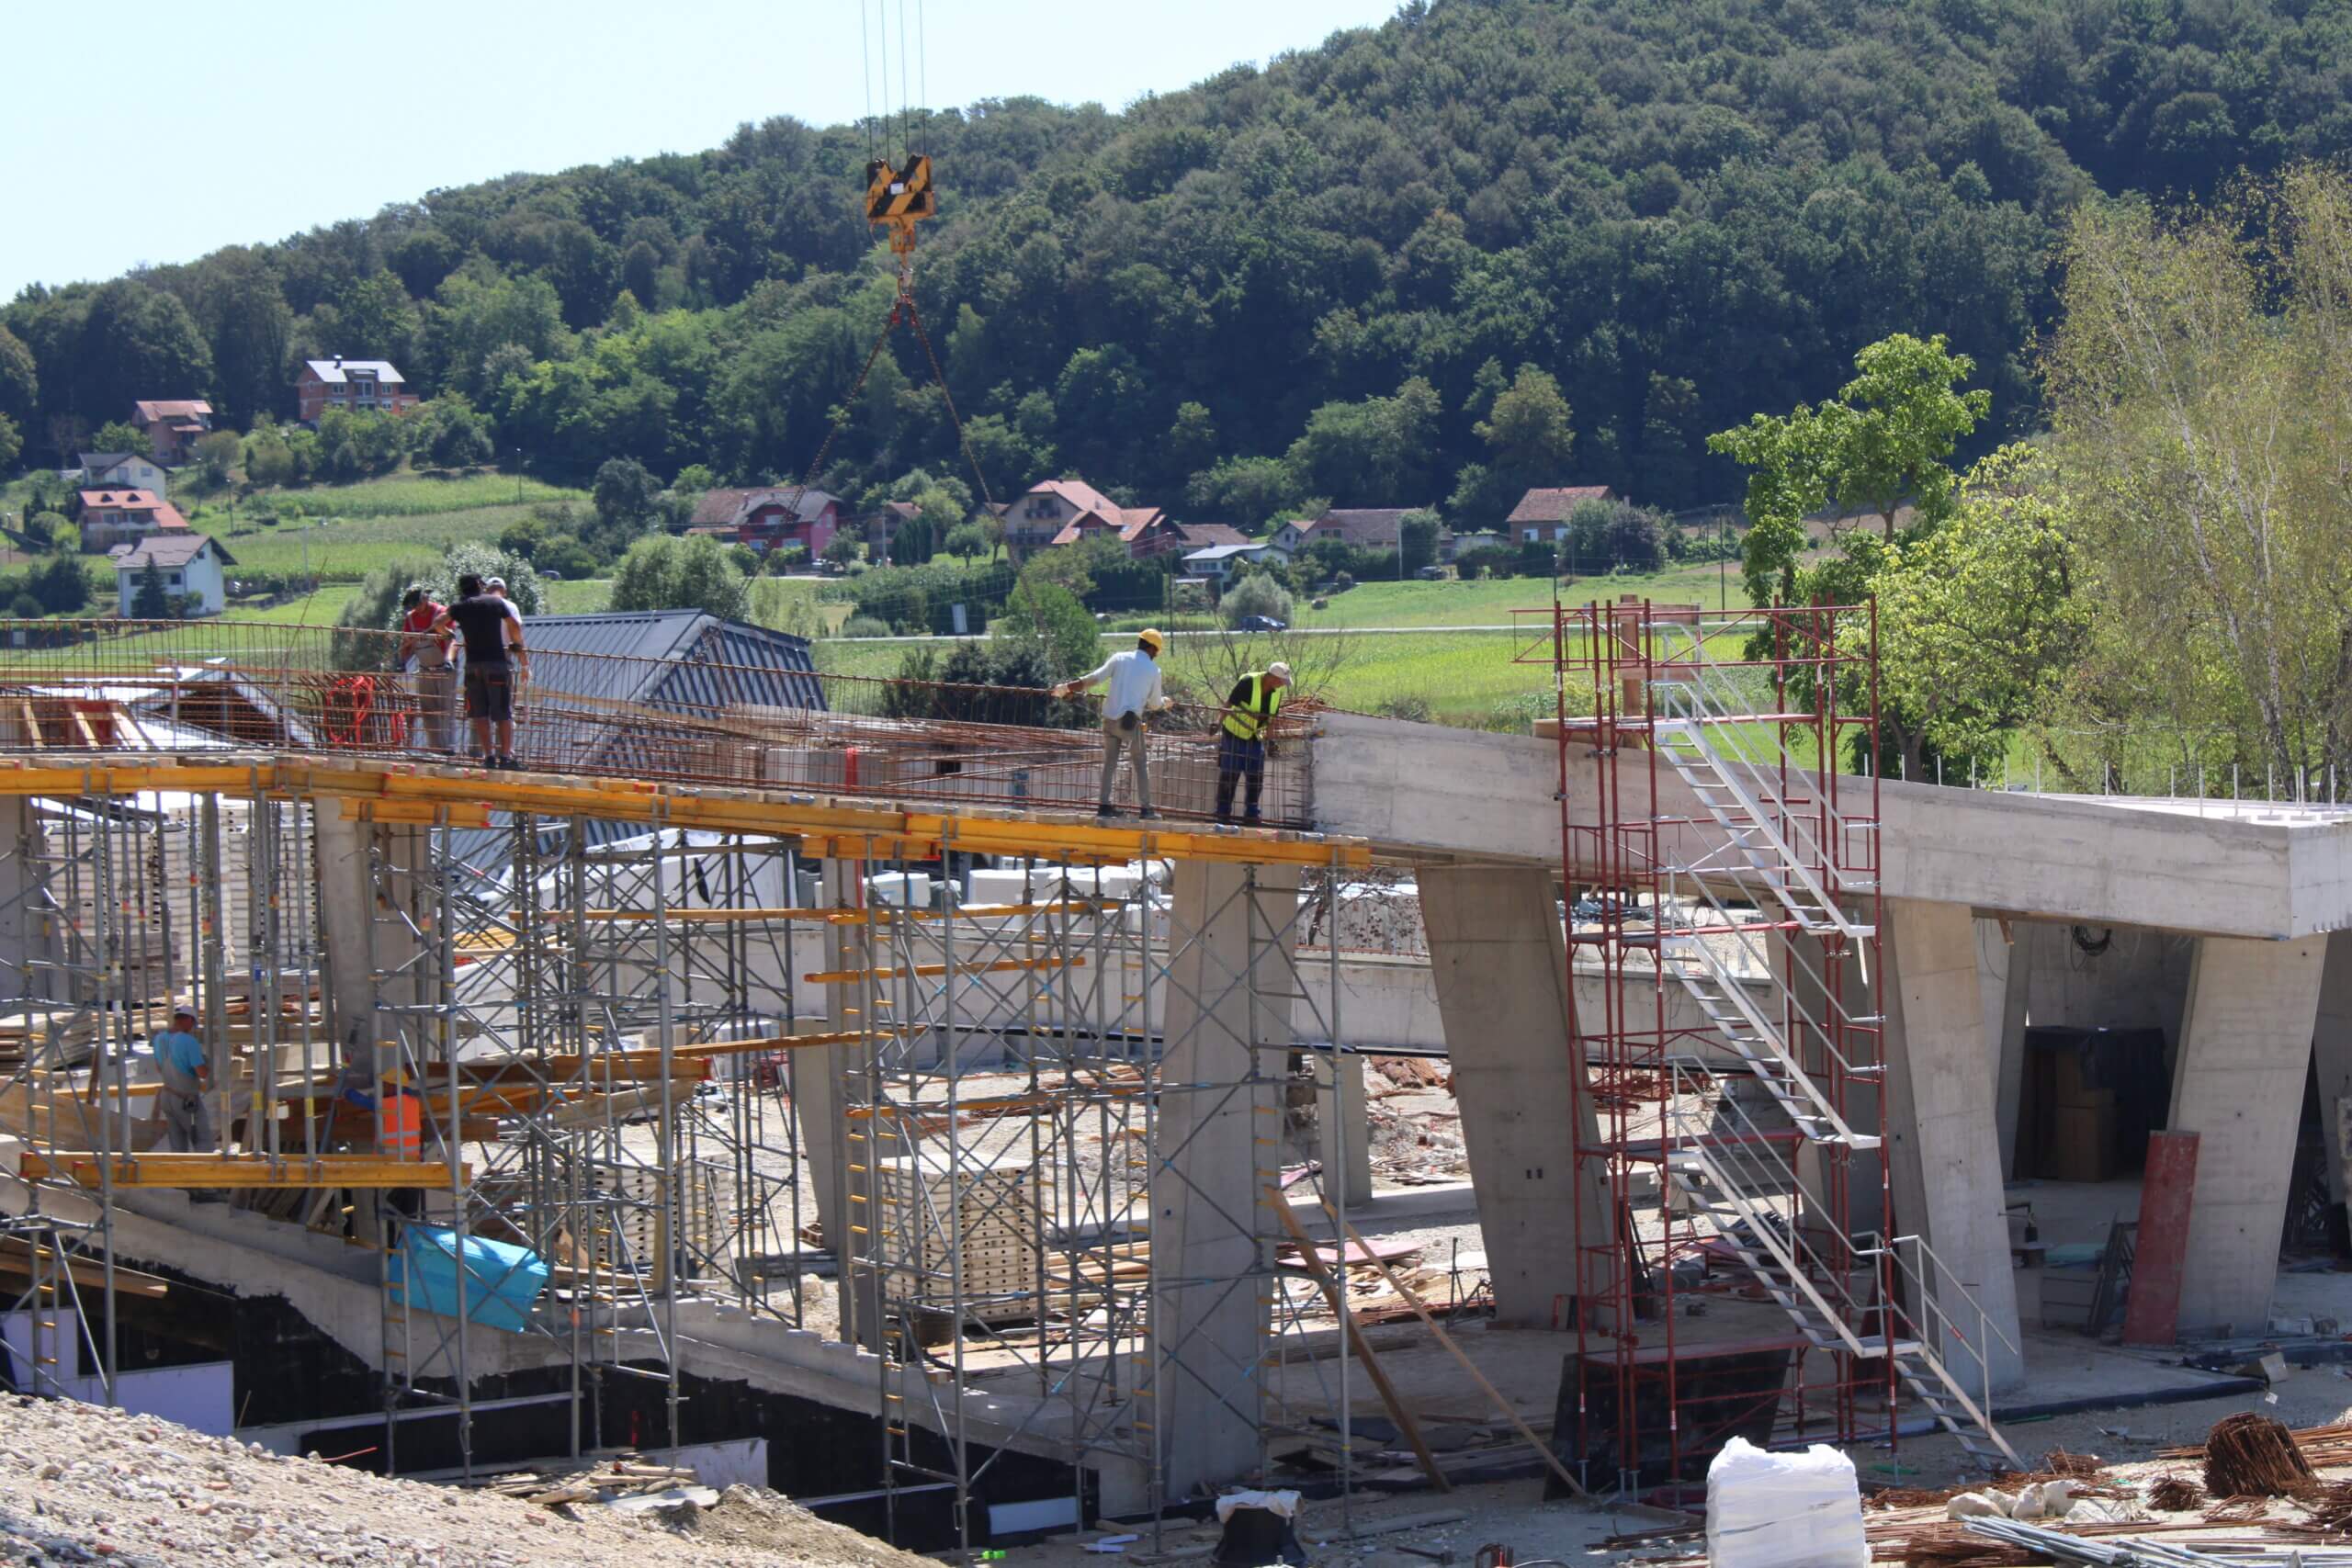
[1054,629,1172,818]
[150,1008,212,1153]
[1215,661,1291,824]
[433,572,528,770]
[397,585,456,753]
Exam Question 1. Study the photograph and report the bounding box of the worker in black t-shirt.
[432,572,528,769]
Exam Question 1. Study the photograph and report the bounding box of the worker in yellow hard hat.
[1054,628,1172,818]
[1215,660,1292,824]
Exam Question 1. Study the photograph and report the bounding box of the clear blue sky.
[0,0,1402,299]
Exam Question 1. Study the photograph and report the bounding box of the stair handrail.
[1656,922,1871,1147]
[1656,865,1877,1091]
[1879,1230,2025,1468]
[1650,682,1870,942]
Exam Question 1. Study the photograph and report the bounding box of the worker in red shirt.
[398,585,457,753]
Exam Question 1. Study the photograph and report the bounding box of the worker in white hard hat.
[1054,628,1172,818]
[1215,660,1292,824]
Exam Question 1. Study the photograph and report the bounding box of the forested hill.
[5,0,2346,518]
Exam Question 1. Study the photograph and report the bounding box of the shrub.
[841,615,894,637]
[1222,572,1295,628]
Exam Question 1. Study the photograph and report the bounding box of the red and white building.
[128,400,213,464]
[296,357,420,423]
[77,488,190,552]
[1005,479,1185,561]
[685,488,844,557]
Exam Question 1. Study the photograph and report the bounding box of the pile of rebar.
[1963,1516,2352,1563]
[2205,1412,2318,1498]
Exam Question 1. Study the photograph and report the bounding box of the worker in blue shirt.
[151,1008,212,1153]
[1054,627,1173,818]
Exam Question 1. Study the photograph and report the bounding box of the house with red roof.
[77,489,190,553]
[1507,485,1618,543]
[1004,479,1183,561]
[129,400,213,465]
[686,487,844,557]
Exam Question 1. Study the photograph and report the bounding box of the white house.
[113,534,234,617]
[1181,542,1276,583]
[76,453,168,494]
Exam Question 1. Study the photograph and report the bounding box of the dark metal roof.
[522,610,824,716]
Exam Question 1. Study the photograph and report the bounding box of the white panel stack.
[872,1149,1041,1326]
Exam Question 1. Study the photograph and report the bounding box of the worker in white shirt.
[1054,628,1173,818]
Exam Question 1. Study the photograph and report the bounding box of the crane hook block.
[865,155,936,225]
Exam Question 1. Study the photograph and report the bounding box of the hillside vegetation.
[4,0,2345,522]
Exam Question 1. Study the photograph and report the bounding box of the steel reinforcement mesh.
[0,619,1314,826]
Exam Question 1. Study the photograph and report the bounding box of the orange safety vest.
[383,1094,423,1161]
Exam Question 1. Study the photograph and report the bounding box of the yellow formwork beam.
[21,1152,467,1190]
[0,755,1371,870]
[802,955,1085,986]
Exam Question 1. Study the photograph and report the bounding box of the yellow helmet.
[1136,627,1166,654]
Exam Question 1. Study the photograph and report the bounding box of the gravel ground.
[0,1395,928,1568]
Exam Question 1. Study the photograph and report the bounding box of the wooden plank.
[1266,1186,1450,1493]
[21,1152,467,1190]
[2121,1129,2198,1347]
[1323,1199,1589,1499]
[0,1241,172,1298]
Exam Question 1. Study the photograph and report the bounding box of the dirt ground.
[0,1394,930,1568]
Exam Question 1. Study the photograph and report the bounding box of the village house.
[296,357,420,423]
[1506,484,1617,542]
[77,488,190,552]
[76,452,168,495]
[686,487,843,557]
[1001,479,1187,561]
[112,532,233,616]
[128,400,213,464]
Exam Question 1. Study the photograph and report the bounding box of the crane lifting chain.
[778,153,993,531]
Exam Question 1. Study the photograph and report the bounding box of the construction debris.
[2203,1412,2318,1498]
[2149,1474,2209,1511]
[479,1453,705,1508]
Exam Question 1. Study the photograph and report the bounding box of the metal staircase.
[1640,632,2022,1473]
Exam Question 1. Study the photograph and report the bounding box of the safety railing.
[0,618,1317,828]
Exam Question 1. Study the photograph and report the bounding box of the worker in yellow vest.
[1214,661,1291,824]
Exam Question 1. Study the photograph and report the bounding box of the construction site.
[0,601,2346,1568]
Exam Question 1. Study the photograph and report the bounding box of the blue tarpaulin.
[389,1226,548,1334]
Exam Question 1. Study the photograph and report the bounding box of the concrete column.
[0,796,55,1003]
[1151,861,1298,1499]
[1419,864,1610,1329]
[2169,933,2328,1336]
[1977,919,2030,1179]
[799,860,863,1329]
[312,812,427,1063]
[2316,932,2352,1223]
[1316,1051,1374,1209]
[1883,899,2024,1392]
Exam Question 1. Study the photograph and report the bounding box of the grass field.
[153,470,591,583]
[219,576,613,627]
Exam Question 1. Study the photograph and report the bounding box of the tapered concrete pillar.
[1883,899,2024,1392]
[1316,1051,1374,1208]
[2316,933,2352,1223]
[1151,861,1297,1499]
[1420,864,1610,1329]
[2170,934,2328,1335]
[1978,919,2030,1179]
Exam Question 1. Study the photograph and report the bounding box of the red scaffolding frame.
[1522,597,1890,1499]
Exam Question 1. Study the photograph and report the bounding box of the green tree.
[191,430,241,489]
[0,324,36,430]
[0,412,19,475]
[1871,446,2086,779]
[133,558,171,618]
[609,532,748,619]
[2044,169,2352,791]
[944,523,989,563]
[994,576,1101,679]
[593,457,662,536]
[821,532,862,570]
[1473,365,1576,486]
[91,420,153,459]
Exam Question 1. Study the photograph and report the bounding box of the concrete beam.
[1310,713,2352,940]
[1316,1053,1373,1209]
[2169,933,2328,1336]
[1150,861,1299,1499]
[1419,864,1610,1329]
[0,798,56,1005]
[800,859,861,1332]
[1883,899,2024,1391]
[1979,920,2030,1179]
